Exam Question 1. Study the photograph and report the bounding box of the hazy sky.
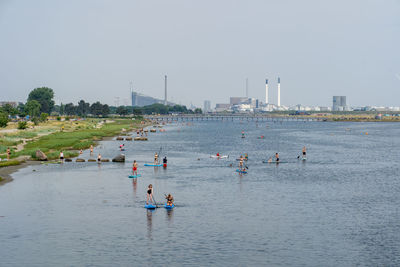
[0,0,399,107]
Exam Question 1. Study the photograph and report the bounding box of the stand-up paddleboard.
[210,155,228,159]
[301,157,307,161]
[236,158,248,161]
[163,163,167,168]
[164,203,174,209]
[128,174,141,178]
[145,204,156,209]
[144,163,163,167]
[236,169,247,174]
[262,160,287,164]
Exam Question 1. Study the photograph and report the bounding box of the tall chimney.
[246,78,249,98]
[164,75,167,105]
[277,77,281,107]
[265,79,268,104]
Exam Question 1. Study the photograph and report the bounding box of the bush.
[18,121,28,130]
[40,113,49,122]
[65,117,70,121]
[32,117,39,125]
[0,112,9,128]
[56,116,61,121]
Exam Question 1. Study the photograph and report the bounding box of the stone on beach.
[76,158,85,162]
[36,150,47,161]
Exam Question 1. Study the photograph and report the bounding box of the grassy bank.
[0,160,21,168]
[1,118,145,161]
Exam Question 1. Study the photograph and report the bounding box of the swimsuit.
[147,189,152,194]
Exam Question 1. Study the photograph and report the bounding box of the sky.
[0,0,399,108]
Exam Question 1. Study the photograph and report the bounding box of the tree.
[27,87,55,114]
[40,113,49,122]
[25,100,41,117]
[194,108,202,114]
[17,103,26,117]
[64,103,76,115]
[90,101,103,116]
[116,106,128,116]
[102,104,110,116]
[77,100,90,116]
[0,112,9,128]
[2,104,18,116]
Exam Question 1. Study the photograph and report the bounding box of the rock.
[76,158,85,162]
[101,159,110,162]
[112,154,125,162]
[65,158,72,162]
[134,137,148,141]
[125,137,132,141]
[116,136,124,140]
[35,150,47,161]
[150,129,156,133]
[88,159,96,162]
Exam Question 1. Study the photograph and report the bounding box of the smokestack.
[277,77,281,107]
[265,79,268,104]
[164,75,167,105]
[246,78,248,98]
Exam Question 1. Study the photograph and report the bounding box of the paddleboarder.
[165,194,174,206]
[163,157,167,168]
[302,146,307,159]
[132,160,138,176]
[146,184,154,205]
[90,145,93,155]
[154,153,159,165]
[275,152,280,162]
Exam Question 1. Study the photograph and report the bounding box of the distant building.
[215,103,231,112]
[131,91,173,107]
[0,101,20,107]
[230,97,248,105]
[333,96,347,111]
[203,100,211,112]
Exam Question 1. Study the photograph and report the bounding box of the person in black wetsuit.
[146,184,153,205]
[163,157,167,164]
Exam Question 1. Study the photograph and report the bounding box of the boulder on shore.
[125,137,133,141]
[36,150,47,161]
[134,137,148,141]
[65,158,72,162]
[76,158,85,162]
[112,154,125,162]
[88,159,96,162]
[101,159,110,162]
[116,137,124,140]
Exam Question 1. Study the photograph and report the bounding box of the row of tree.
[111,103,202,116]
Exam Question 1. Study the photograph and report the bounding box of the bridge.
[144,114,327,122]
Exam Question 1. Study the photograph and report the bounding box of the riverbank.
[0,117,151,186]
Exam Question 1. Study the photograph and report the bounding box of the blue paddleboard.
[144,163,163,167]
[145,204,156,209]
[236,169,247,174]
[164,203,175,209]
[128,174,141,178]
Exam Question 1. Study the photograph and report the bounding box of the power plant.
[265,79,268,104]
[277,77,281,107]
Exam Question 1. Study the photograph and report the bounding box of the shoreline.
[0,119,154,187]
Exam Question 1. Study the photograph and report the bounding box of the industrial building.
[203,100,211,112]
[332,96,347,111]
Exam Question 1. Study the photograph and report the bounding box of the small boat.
[145,204,156,209]
[164,203,174,209]
[144,163,163,167]
[128,174,141,178]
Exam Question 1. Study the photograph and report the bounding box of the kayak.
[128,174,141,178]
[236,169,247,174]
[144,163,163,167]
[145,204,156,209]
[210,155,228,159]
[164,203,174,209]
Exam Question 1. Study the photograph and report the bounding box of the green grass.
[0,176,3,182]
[12,119,143,160]
[4,131,38,139]
[0,160,21,168]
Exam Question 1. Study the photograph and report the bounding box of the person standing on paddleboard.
[163,157,167,167]
[275,153,280,162]
[154,153,159,165]
[90,145,93,155]
[302,146,306,158]
[146,184,154,205]
[239,156,244,170]
[133,160,138,176]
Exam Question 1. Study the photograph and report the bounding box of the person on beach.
[132,160,138,176]
[90,145,93,155]
[275,153,280,162]
[146,184,154,205]
[97,153,102,163]
[165,194,174,206]
[59,151,64,162]
[79,149,83,155]
[154,153,159,164]
[7,147,11,160]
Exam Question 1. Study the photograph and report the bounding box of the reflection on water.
[132,179,137,197]
[146,210,153,240]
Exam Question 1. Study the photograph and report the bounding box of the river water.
[1,121,400,266]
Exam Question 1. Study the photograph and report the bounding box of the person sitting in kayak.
[132,160,138,176]
[165,194,174,206]
[146,184,154,205]
[154,153,159,164]
[275,152,279,162]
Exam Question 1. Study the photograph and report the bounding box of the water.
[1,121,400,266]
